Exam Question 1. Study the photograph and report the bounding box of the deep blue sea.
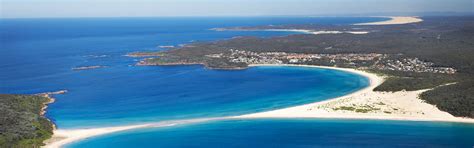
[68,119,474,148]
[1,17,473,147]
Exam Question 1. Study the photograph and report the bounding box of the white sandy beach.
[44,124,153,148]
[43,118,220,148]
[354,16,423,25]
[266,29,369,35]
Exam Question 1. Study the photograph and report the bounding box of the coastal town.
[204,49,456,74]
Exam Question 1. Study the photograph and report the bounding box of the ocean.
[1,17,472,147]
[68,119,474,148]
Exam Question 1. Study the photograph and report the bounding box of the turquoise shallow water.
[48,65,368,128]
[67,119,474,148]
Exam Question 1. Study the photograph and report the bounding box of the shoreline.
[264,29,369,35]
[44,124,153,148]
[43,64,474,147]
[43,118,223,148]
[354,16,423,25]
[36,90,68,131]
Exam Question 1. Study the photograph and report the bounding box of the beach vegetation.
[334,105,380,113]
[375,102,385,105]
[333,106,355,111]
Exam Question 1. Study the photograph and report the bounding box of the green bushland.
[0,94,54,147]
[420,80,474,118]
[370,70,458,92]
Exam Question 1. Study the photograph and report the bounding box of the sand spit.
[43,118,223,148]
[354,16,423,25]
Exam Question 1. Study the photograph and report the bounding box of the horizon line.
[1,11,473,19]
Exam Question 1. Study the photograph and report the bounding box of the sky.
[1,0,473,18]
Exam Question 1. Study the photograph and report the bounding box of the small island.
[72,66,107,71]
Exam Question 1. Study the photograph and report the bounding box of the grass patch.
[334,105,380,113]
[333,106,356,111]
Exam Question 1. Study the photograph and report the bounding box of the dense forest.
[0,94,54,147]
[133,16,474,118]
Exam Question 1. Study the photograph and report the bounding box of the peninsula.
[129,16,474,119]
